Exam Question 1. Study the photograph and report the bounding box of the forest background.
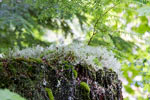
[0,0,150,99]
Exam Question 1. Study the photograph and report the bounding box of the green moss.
[0,62,3,70]
[14,58,42,64]
[73,69,78,78]
[15,58,29,62]
[79,82,91,100]
[40,50,55,58]
[9,64,17,74]
[80,82,90,93]
[93,58,102,67]
[28,58,42,63]
[62,61,78,79]
[0,57,122,100]
[45,88,54,100]
[64,64,70,69]
[0,62,3,66]
[64,63,74,70]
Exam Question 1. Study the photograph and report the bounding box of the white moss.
[5,43,121,75]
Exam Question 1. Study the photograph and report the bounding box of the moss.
[79,82,91,100]
[9,64,17,74]
[73,69,78,78]
[76,64,96,80]
[15,57,30,62]
[0,62,3,70]
[40,50,55,58]
[28,58,43,63]
[0,58,122,100]
[80,82,90,93]
[0,62,3,66]
[63,63,74,70]
[45,88,54,100]
[93,58,102,67]
[64,64,71,69]
[14,57,42,64]
[62,61,78,79]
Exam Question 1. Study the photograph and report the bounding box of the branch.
[88,2,120,45]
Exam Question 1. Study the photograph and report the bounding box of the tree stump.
[0,57,123,100]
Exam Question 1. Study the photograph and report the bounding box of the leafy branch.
[88,2,120,45]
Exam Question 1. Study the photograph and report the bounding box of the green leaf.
[124,85,135,94]
[0,89,26,100]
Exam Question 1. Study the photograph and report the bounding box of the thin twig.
[88,2,120,45]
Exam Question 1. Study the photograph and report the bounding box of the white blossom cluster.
[5,43,121,75]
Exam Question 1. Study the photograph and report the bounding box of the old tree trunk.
[0,57,123,100]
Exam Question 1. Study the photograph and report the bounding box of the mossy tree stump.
[0,57,123,100]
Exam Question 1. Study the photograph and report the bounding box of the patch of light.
[126,23,133,32]
[43,18,86,45]
[129,4,137,8]
[44,30,63,42]
[134,76,142,81]
[121,34,132,41]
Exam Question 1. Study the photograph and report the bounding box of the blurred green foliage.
[0,89,26,100]
[0,0,50,52]
[0,0,150,99]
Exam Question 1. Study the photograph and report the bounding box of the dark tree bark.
[0,58,123,100]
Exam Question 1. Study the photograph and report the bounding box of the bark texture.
[0,58,123,100]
